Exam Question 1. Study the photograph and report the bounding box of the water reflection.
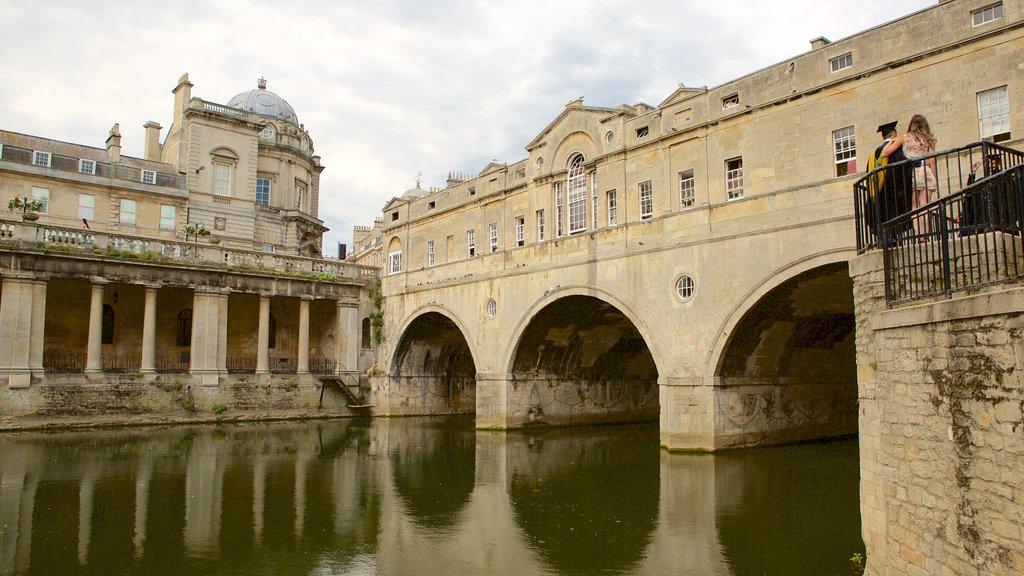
[0,418,861,576]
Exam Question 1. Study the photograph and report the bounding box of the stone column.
[28,280,47,376]
[474,373,511,428]
[85,281,107,375]
[0,276,43,388]
[297,297,311,374]
[190,289,228,386]
[256,295,270,375]
[658,375,717,451]
[140,287,158,373]
[335,300,359,376]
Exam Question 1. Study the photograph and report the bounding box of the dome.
[401,186,426,200]
[226,77,299,125]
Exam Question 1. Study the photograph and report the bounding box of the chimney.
[143,121,162,161]
[810,36,831,50]
[106,123,122,163]
[337,242,347,260]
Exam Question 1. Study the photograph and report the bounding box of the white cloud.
[0,0,935,254]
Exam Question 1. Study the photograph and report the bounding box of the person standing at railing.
[883,114,937,237]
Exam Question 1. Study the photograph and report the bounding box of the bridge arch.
[706,249,859,446]
[500,285,661,426]
[387,305,478,415]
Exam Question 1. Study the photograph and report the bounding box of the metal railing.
[227,356,257,374]
[854,140,1024,253]
[310,357,337,375]
[43,351,86,373]
[270,356,298,374]
[156,354,190,374]
[878,164,1023,305]
[102,354,141,373]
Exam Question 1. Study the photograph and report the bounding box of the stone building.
[0,75,377,415]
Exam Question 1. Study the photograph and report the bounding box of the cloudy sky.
[1,0,935,254]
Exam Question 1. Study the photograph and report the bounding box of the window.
[607,190,618,226]
[160,205,176,230]
[635,126,649,139]
[515,216,525,246]
[833,126,857,176]
[566,155,588,234]
[32,151,50,167]
[79,159,96,175]
[391,211,399,221]
[30,187,49,214]
[119,199,136,225]
[261,244,275,253]
[679,170,695,208]
[639,181,653,220]
[486,299,497,319]
[141,169,156,185]
[295,185,305,210]
[467,229,476,257]
[972,3,1003,26]
[489,223,498,252]
[102,305,114,344]
[212,162,231,196]
[255,178,271,205]
[591,173,599,229]
[554,182,564,236]
[361,318,372,349]
[469,187,476,196]
[675,275,696,301]
[830,52,853,73]
[427,240,435,267]
[726,157,744,200]
[259,125,275,140]
[268,314,277,349]
[78,194,95,221]
[537,209,545,241]
[978,85,1010,141]
[722,94,739,109]
[388,250,402,275]
[428,201,436,210]
[176,309,192,346]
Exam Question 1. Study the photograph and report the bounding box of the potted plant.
[8,196,43,221]
[182,223,212,244]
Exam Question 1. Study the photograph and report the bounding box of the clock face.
[260,125,275,140]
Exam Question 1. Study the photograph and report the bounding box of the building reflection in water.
[0,418,860,576]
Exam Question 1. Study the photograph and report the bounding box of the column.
[28,280,47,375]
[0,277,42,388]
[140,287,158,374]
[335,300,359,375]
[85,281,106,375]
[297,297,311,374]
[256,296,270,375]
[190,289,228,386]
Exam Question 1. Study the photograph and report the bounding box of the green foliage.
[369,278,384,344]
[179,397,196,412]
[849,552,865,575]
[182,223,211,237]
[310,271,337,281]
[211,403,227,415]
[7,197,43,213]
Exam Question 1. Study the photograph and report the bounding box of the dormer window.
[33,151,51,167]
[79,159,96,175]
[722,94,739,109]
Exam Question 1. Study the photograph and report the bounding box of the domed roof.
[226,77,299,125]
[401,185,426,200]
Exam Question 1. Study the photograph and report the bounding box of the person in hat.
[865,121,911,240]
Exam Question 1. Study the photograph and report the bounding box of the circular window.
[536,157,544,167]
[486,298,497,319]
[259,125,275,140]
[605,131,614,143]
[675,275,696,301]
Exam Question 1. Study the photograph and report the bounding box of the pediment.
[382,197,407,211]
[525,103,622,151]
[659,85,708,108]
[479,161,506,176]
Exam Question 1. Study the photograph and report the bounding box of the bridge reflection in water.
[0,418,860,576]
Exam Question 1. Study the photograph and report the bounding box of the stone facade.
[852,250,1024,576]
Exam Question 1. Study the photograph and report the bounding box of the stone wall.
[851,251,1024,576]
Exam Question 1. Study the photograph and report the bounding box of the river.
[0,417,862,576]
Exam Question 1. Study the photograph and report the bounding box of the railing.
[43,351,86,374]
[310,357,337,375]
[878,164,1023,305]
[0,220,379,281]
[200,100,246,118]
[227,356,257,374]
[156,354,190,374]
[270,356,298,374]
[854,140,1024,252]
[102,354,141,373]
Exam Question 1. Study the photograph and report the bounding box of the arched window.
[269,314,277,349]
[361,317,372,349]
[566,154,587,234]
[101,305,115,344]
[176,309,192,346]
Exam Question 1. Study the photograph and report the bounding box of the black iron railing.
[102,354,140,373]
[879,165,1023,305]
[270,356,298,374]
[854,141,1024,253]
[43,351,86,373]
[156,353,190,374]
[310,357,337,375]
[227,356,257,374]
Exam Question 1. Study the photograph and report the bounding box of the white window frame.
[78,193,95,221]
[978,85,1010,141]
[537,209,545,241]
[255,178,271,205]
[119,199,137,225]
[972,3,1003,26]
[566,155,587,234]
[833,126,857,177]
[607,190,617,226]
[554,182,564,237]
[591,172,599,229]
[489,222,498,253]
[160,205,176,230]
[722,94,739,110]
[726,157,744,200]
[679,170,695,208]
[635,126,649,140]
[388,250,402,275]
[515,216,525,246]
[830,52,853,73]
[467,229,476,257]
[31,187,49,214]
[141,169,156,185]
[212,162,231,196]
[639,181,653,220]
[295,184,305,210]
[79,159,96,175]
[427,240,435,267]
[32,151,51,168]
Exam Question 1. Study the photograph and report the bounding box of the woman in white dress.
[883,114,937,237]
